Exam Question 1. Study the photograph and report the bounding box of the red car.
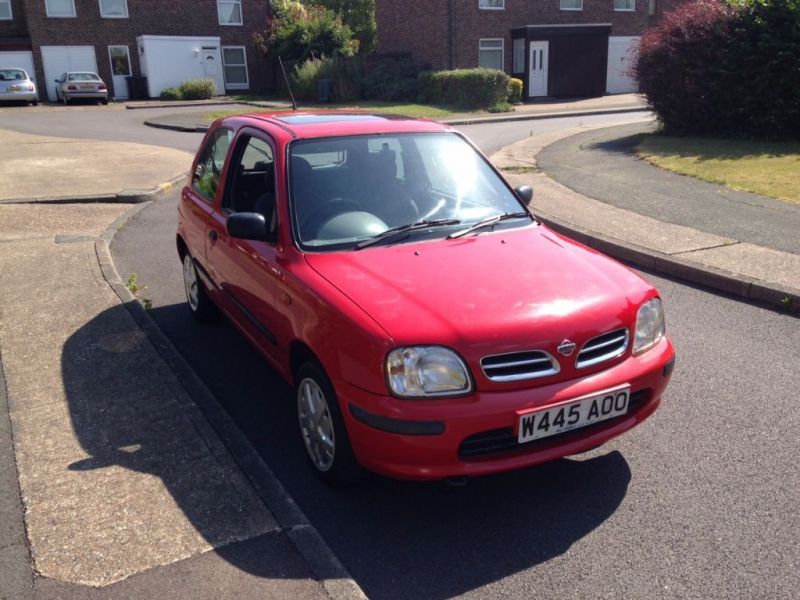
[177,112,675,483]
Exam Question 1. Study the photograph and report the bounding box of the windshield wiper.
[355,218,461,250]
[446,212,530,239]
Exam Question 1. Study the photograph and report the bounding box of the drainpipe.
[448,0,455,69]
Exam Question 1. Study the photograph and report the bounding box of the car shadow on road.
[61,301,632,597]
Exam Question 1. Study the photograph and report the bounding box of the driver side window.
[192,128,233,202]
[222,135,277,233]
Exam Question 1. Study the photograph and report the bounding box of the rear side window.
[192,128,233,202]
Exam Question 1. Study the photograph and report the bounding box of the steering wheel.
[300,198,362,239]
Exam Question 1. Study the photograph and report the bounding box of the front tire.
[296,361,364,485]
[182,253,217,321]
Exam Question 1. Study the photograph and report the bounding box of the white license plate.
[517,387,630,443]
[80,84,94,90]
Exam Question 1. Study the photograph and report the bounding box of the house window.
[513,38,525,73]
[614,0,635,10]
[479,0,505,8]
[217,0,242,25]
[222,46,249,89]
[479,39,504,71]
[99,0,128,18]
[45,0,76,17]
[0,0,12,20]
[560,0,583,10]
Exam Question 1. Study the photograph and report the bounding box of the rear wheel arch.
[176,234,188,262]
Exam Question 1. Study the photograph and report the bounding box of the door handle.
[208,230,218,242]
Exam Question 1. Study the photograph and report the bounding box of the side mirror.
[515,184,534,205]
[226,212,272,242]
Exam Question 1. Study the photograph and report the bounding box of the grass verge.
[636,134,800,205]
[203,100,500,123]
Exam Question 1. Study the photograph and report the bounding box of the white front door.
[108,45,132,99]
[529,41,549,97]
[201,46,225,94]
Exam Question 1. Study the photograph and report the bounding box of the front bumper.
[337,337,675,480]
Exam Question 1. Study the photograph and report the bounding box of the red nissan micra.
[177,112,675,483]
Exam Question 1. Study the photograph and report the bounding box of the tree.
[254,2,358,63]
[309,0,377,54]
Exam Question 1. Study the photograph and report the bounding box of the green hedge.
[635,0,800,139]
[178,79,215,100]
[418,68,511,111]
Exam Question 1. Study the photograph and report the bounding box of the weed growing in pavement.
[126,273,153,310]
[126,273,140,295]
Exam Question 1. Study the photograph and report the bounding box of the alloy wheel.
[297,377,336,471]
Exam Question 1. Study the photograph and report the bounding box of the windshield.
[0,69,28,81]
[290,132,529,250]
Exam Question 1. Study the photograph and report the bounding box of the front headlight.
[386,346,472,398]
[633,298,665,355]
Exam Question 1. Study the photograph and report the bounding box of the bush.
[362,54,420,101]
[418,68,511,110]
[179,79,215,100]
[290,55,363,101]
[256,3,357,63]
[508,78,523,104]
[635,0,800,139]
[291,57,333,100]
[159,87,182,101]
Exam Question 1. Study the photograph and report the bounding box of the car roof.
[223,111,453,140]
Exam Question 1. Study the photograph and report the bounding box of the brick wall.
[0,0,29,39]
[377,0,658,73]
[18,0,271,96]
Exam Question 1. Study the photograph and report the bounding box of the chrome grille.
[576,328,629,369]
[481,350,559,382]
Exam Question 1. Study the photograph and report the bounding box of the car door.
[180,126,234,295]
[205,128,284,362]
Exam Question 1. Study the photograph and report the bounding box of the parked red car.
[177,112,675,483]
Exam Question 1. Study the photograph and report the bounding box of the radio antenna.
[278,56,297,111]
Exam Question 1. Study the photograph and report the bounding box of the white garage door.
[606,36,640,95]
[0,51,36,88]
[41,46,98,101]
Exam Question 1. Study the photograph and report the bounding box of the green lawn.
[636,135,800,205]
[205,101,458,123]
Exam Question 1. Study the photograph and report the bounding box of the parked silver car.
[54,72,108,105]
[0,68,38,105]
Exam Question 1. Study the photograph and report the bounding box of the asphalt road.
[112,155,799,599]
[0,102,650,157]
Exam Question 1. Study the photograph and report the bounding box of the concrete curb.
[440,105,648,126]
[0,173,187,205]
[94,204,367,600]
[144,119,210,133]
[535,211,800,316]
[143,104,649,134]
[126,100,286,111]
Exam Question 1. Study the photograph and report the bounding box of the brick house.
[0,0,272,101]
[376,0,683,98]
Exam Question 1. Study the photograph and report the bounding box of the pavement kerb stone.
[96,203,367,600]
[493,129,800,316]
[0,173,188,206]
[440,105,647,126]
